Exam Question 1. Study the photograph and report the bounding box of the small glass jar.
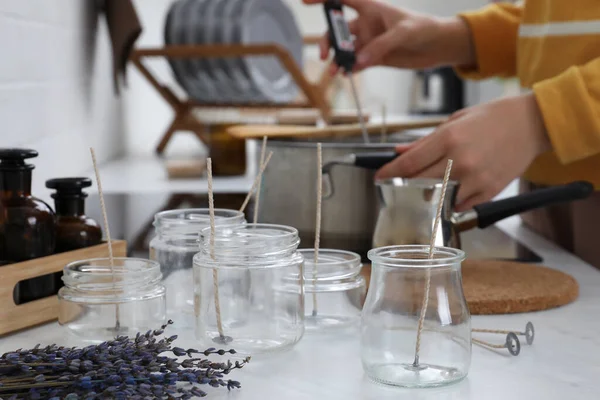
[193,224,304,355]
[58,258,166,342]
[149,209,245,328]
[361,245,470,388]
[300,249,366,332]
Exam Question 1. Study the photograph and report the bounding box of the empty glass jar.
[149,209,245,327]
[193,224,304,355]
[361,245,470,388]
[300,249,365,332]
[58,258,166,342]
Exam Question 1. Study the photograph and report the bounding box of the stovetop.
[84,192,542,263]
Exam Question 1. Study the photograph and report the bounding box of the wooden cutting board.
[360,259,579,315]
[226,116,446,140]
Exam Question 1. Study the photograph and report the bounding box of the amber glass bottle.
[46,177,102,289]
[0,149,56,304]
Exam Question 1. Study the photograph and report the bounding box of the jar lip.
[154,208,245,226]
[368,245,465,268]
[298,249,362,281]
[63,258,162,290]
[200,223,299,242]
[298,248,361,265]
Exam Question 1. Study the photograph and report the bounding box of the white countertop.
[2,217,599,398]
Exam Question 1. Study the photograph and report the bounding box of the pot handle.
[353,152,398,170]
[474,181,594,229]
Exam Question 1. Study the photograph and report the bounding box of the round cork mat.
[360,259,579,315]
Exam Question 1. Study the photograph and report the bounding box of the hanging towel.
[99,0,143,94]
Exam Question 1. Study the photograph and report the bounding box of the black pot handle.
[474,181,594,229]
[353,151,398,170]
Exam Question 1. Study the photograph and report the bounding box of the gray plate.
[203,0,248,103]
[221,0,267,102]
[238,0,303,103]
[164,0,192,94]
[182,0,218,103]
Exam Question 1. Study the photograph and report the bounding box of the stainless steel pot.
[326,152,594,249]
[257,137,413,259]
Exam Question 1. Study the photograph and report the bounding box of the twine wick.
[413,159,453,367]
[90,148,120,331]
[239,151,274,213]
[207,158,225,339]
[311,143,323,317]
[252,136,268,223]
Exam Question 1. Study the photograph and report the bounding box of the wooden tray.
[0,241,127,336]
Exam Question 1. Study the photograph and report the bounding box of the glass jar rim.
[368,245,465,268]
[196,224,301,268]
[200,223,299,245]
[154,208,245,226]
[298,248,362,281]
[62,257,162,291]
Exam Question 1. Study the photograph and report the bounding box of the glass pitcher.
[361,245,470,388]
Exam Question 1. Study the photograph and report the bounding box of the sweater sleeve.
[533,58,600,164]
[454,4,523,79]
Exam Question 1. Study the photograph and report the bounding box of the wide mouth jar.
[368,245,466,269]
[197,223,301,267]
[299,249,366,332]
[60,258,164,302]
[153,208,246,240]
[58,258,166,342]
[299,249,362,284]
[193,223,305,354]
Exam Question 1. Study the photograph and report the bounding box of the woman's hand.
[302,0,476,74]
[375,94,552,211]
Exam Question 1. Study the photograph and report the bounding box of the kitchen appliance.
[322,0,369,143]
[323,152,593,249]
[409,67,464,115]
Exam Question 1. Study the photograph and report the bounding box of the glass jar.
[193,224,304,355]
[361,245,470,388]
[149,209,245,328]
[300,249,366,332]
[58,258,166,342]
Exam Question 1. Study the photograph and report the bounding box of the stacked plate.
[164,0,304,104]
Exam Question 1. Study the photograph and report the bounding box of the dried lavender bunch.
[0,320,249,399]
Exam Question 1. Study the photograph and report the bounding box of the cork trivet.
[360,259,579,315]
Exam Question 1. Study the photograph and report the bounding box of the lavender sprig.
[0,320,249,399]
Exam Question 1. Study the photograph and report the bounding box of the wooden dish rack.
[130,36,342,154]
[0,241,127,336]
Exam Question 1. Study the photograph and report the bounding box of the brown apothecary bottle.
[0,149,56,304]
[46,177,102,289]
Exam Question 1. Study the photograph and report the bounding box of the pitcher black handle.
[353,152,398,170]
[474,181,594,229]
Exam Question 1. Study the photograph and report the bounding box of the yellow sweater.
[457,0,600,188]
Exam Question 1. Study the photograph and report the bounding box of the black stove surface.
[85,193,542,263]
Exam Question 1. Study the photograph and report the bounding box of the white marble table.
[3,217,600,399]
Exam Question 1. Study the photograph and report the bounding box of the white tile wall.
[0,0,125,202]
